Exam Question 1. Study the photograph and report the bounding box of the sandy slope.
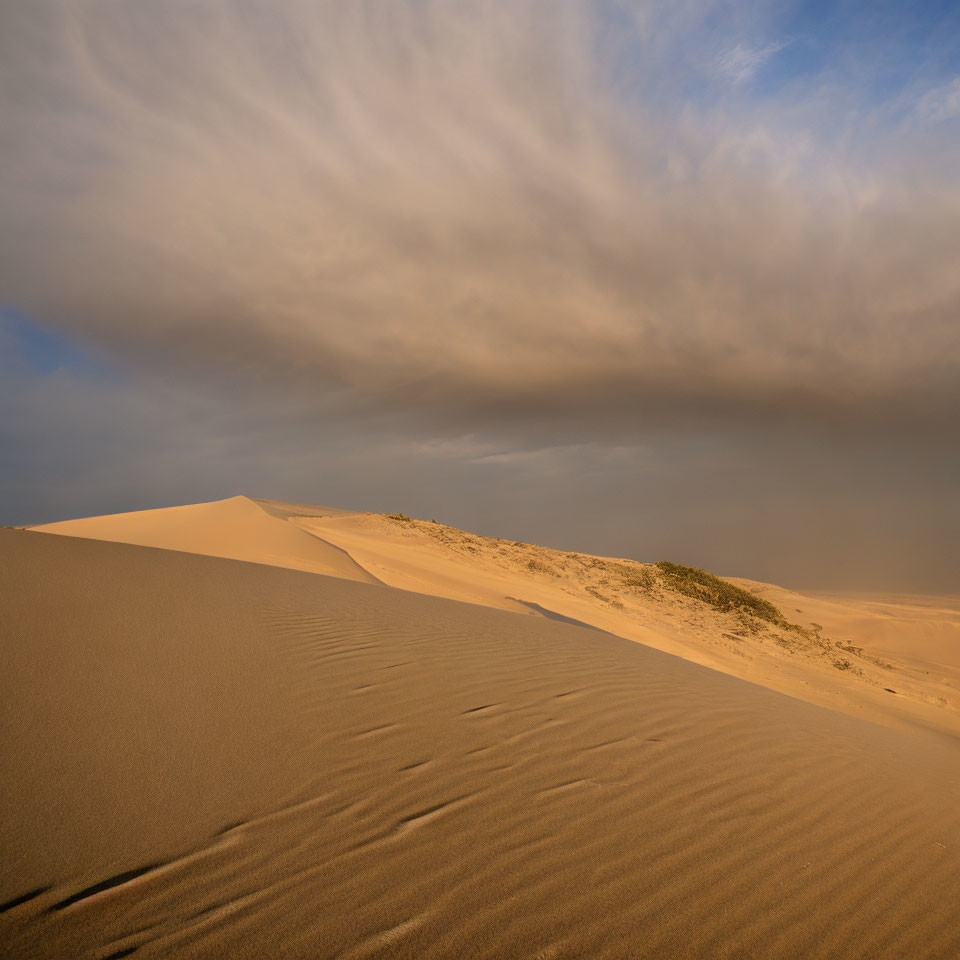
[29,497,960,739]
[737,580,960,683]
[290,512,960,739]
[30,495,377,583]
[2,528,960,959]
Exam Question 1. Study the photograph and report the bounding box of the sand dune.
[285,511,960,739]
[3,528,960,959]
[29,497,960,739]
[736,580,960,680]
[30,495,377,583]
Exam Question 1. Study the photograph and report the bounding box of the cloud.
[0,1,958,591]
[3,335,957,592]
[916,76,960,123]
[0,0,957,438]
[716,41,784,84]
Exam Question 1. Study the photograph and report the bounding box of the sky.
[1,0,958,592]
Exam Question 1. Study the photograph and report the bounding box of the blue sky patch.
[1,307,114,379]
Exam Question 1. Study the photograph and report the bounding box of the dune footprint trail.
[2,529,960,958]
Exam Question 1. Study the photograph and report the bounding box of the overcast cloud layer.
[1,1,958,590]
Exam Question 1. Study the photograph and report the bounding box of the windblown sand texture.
[285,509,960,735]
[3,523,960,959]
[29,498,960,738]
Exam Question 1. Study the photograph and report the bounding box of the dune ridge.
[286,510,960,739]
[2,528,960,958]
[29,495,377,583]
[28,497,960,739]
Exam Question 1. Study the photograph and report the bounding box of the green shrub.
[654,561,785,624]
[385,513,412,522]
[605,562,658,596]
[621,570,657,595]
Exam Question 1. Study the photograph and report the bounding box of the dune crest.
[30,495,377,583]
[30,497,960,738]
[288,511,960,739]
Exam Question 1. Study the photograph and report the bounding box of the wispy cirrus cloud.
[1,0,957,432]
[0,0,958,588]
[916,76,960,123]
[716,41,785,84]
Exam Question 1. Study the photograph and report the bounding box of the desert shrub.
[835,641,864,657]
[527,558,560,577]
[586,586,623,608]
[736,610,768,635]
[621,569,657,595]
[385,513,412,522]
[654,561,785,624]
[606,562,657,596]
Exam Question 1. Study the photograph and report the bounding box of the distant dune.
[32,496,960,739]
[735,579,960,695]
[2,527,960,958]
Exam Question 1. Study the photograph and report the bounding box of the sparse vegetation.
[835,640,894,670]
[586,586,623,608]
[735,611,767,635]
[832,658,864,676]
[835,641,863,656]
[403,519,903,692]
[527,558,560,577]
[655,561,785,624]
[607,562,659,597]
